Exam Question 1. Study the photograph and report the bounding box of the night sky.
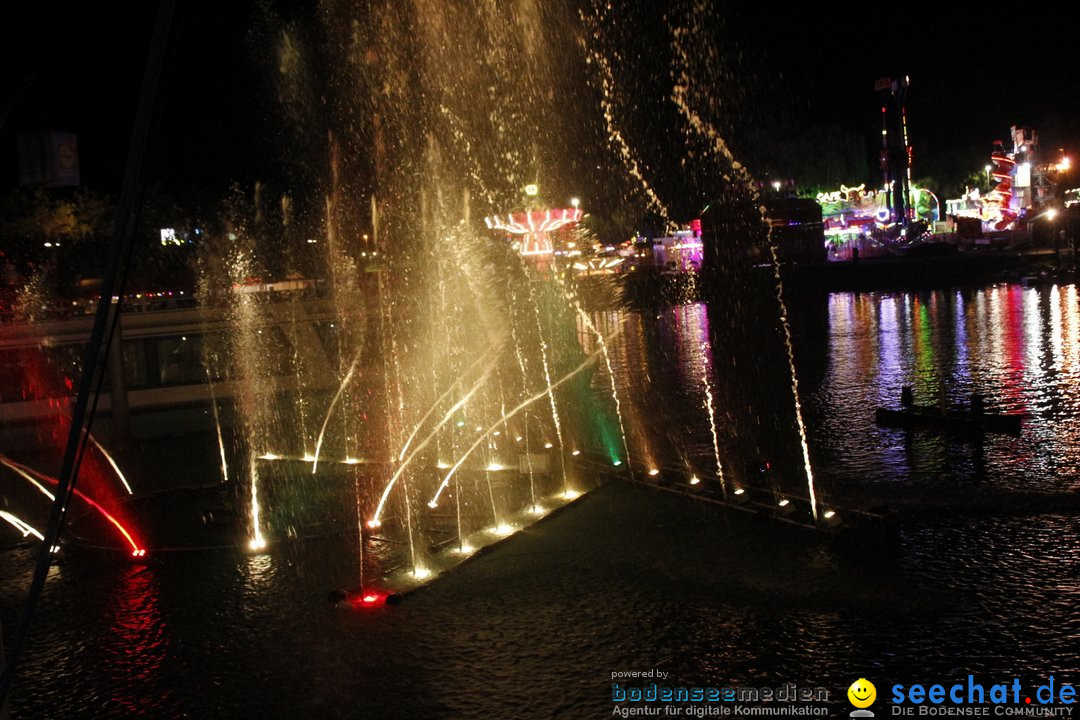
[2,2,1077,207]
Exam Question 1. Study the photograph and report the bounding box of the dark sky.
[2,2,1077,201]
[730,4,1080,186]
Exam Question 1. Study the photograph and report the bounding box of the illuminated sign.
[816,184,871,205]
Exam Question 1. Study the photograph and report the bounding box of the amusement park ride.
[947,125,1065,232]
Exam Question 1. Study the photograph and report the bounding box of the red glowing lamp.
[349,589,388,608]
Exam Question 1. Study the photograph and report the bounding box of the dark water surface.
[3,284,1079,718]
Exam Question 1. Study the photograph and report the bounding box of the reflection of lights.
[561,489,581,500]
[490,524,515,536]
[412,567,432,580]
[302,453,316,462]
[454,544,475,555]
[530,505,546,515]
[485,462,504,471]
[258,453,280,461]
[344,457,361,465]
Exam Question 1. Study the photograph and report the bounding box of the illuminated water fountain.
[0,0,844,602]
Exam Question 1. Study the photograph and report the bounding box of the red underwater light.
[349,589,388,608]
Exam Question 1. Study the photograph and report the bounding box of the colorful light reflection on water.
[816,284,1080,497]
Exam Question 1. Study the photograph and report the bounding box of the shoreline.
[598,247,1079,308]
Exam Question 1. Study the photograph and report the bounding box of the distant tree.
[0,188,114,251]
[0,188,116,308]
[739,119,869,196]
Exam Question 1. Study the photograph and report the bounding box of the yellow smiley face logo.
[848,678,876,708]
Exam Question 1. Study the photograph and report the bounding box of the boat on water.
[875,386,1022,436]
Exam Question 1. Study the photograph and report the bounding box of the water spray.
[429,340,613,509]
[88,435,133,495]
[311,348,364,475]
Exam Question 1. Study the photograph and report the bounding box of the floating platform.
[875,387,1022,437]
[874,406,1022,436]
[570,453,894,536]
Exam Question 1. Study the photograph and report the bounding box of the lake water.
[3,283,1078,718]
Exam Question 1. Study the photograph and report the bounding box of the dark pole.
[875,76,912,228]
[0,0,174,705]
[875,77,892,221]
